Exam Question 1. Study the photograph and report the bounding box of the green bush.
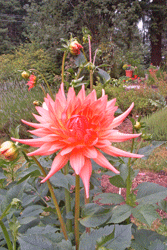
[0,42,59,85]
[0,82,44,138]
[142,107,167,141]
[94,82,166,116]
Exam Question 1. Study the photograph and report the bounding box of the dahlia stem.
[85,197,90,233]
[0,220,13,250]
[24,151,68,240]
[88,36,93,92]
[64,164,72,232]
[61,52,67,84]
[126,128,135,205]
[29,69,54,100]
[74,174,80,250]
[39,84,47,97]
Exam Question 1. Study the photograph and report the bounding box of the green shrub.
[0,82,44,138]
[142,107,167,141]
[0,42,59,85]
[94,82,166,115]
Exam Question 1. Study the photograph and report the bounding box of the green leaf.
[158,200,167,212]
[93,193,125,205]
[0,182,27,213]
[75,52,86,67]
[21,205,43,218]
[104,224,132,250]
[80,203,112,227]
[79,225,114,250]
[49,172,69,189]
[0,173,7,180]
[136,182,167,204]
[132,204,160,227]
[148,239,166,250]
[132,229,167,250]
[109,175,126,188]
[18,233,73,250]
[108,205,132,224]
[97,68,110,83]
[138,141,166,159]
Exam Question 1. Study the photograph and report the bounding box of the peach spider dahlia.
[12,83,143,198]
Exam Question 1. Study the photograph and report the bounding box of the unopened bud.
[70,41,83,55]
[21,71,30,79]
[33,100,41,106]
[134,121,141,130]
[0,141,18,161]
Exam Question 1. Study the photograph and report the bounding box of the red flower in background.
[27,75,36,91]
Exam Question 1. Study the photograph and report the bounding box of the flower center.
[67,115,89,132]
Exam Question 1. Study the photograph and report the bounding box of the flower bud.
[70,41,83,55]
[86,62,95,71]
[0,141,18,161]
[33,100,41,106]
[134,121,141,130]
[21,71,30,79]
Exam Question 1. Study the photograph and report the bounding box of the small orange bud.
[33,100,40,106]
[0,141,18,161]
[70,41,83,55]
[134,121,141,130]
[21,71,30,79]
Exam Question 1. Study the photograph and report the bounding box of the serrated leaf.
[75,52,86,67]
[132,204,160,227]
[79,225,114,250]
[0,182,27,213]
[80,203,112,227]
[97,68,110,83]
[138,141,166,159]
[104,224,132,250]
[18,232,72,250]
[132,229,167,250]
[49,172,69,189]
[159,200,167,212]
[108,205,132,224]
[136,182,167,204]
[109,175,126,188]
[148,239,166,250]
[93,193,124,205]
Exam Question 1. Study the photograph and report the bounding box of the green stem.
[61,52,67,83]
[126,129,135,204]
[64,164,72,232]
[39,84,47,97]
[0,220,13,250]
[74,175,80,250]
[24,150,68,240]
[29,69,54,100]
[13,237,16,250]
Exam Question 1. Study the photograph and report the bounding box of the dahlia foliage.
[12,83,143,198]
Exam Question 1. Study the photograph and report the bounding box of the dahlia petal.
[70,149,85,175]
[93,150,120,174]
[27,144,53,156]
[79,158,92,198]
[102,145,144,158]
[83,147,98,158]
[67,87,76,103]
[77,85,85,102]
[41,153,69,183]
[111,103,134,128]
[11,137,45,147]
[107,131,142,142]
[21,119,42,129]
[28,128,51,137]
[60,146,75,156]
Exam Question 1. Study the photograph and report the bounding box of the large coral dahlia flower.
[12,84,143,198]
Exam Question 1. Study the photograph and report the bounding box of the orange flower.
[70,41,83,55]
[12,84,143,198]
[27,75,36,91]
